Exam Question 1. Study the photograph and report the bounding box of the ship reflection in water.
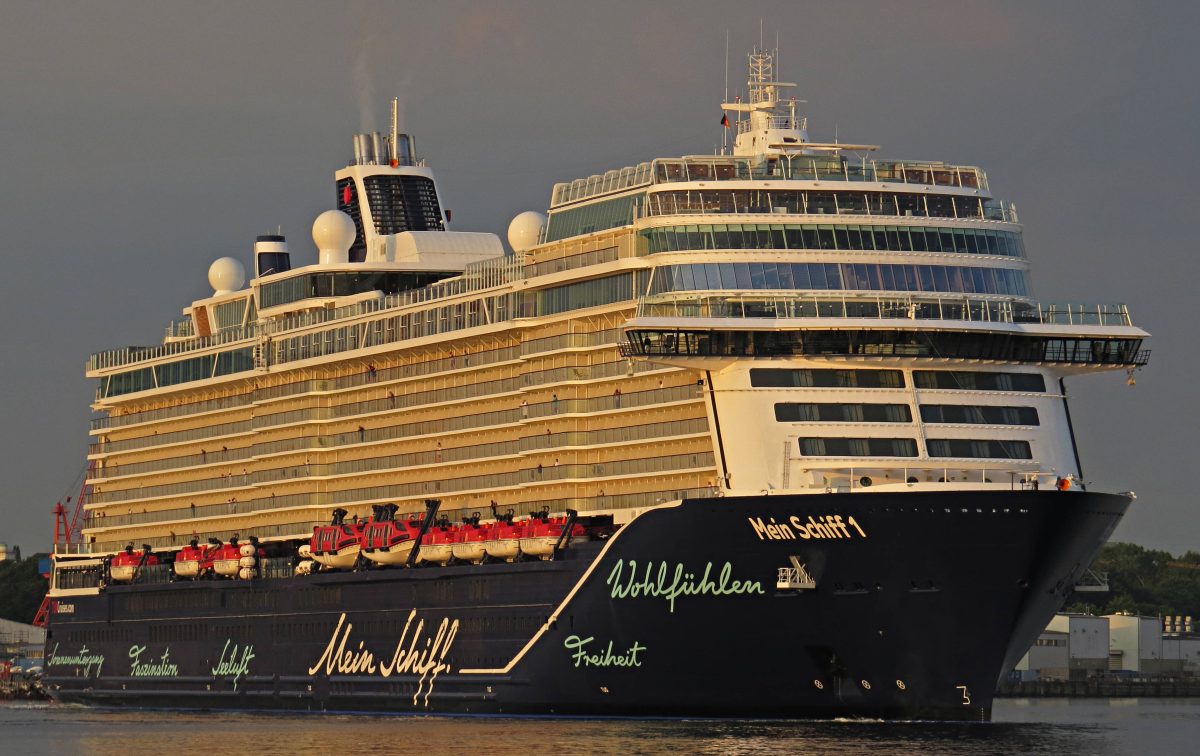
[2,699,1199,755]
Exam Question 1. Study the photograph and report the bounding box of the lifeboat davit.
[109,544,158,582]
[450,513,488,564]
[415,518,456,566]
[483,512,525,562]
[360,504,421,566]
[519,511,585,560]
[310,508,363,569]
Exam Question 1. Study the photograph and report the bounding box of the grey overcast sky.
[1,1,1196,554]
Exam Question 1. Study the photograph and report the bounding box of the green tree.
[1074,542,1200,619]
[0,555,48,624]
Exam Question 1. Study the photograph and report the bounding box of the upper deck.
[550,154,989,210]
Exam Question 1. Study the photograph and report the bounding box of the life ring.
[1056,477,1071,491]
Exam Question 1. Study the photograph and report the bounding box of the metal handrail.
[632,294,1135,328]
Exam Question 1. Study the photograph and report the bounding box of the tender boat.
[360,504,421,566]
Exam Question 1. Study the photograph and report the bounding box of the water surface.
[3,698,1197,754]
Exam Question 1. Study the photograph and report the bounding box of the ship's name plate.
[748,514,867,542]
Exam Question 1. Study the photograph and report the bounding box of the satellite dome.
[507,211,546,254]
[208,257,246,295]
[313,209,356,265]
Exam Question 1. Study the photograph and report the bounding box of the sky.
[0,0,1196,554]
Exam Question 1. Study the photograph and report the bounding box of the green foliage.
[1064,542,1200,619]
[0,555,48,624]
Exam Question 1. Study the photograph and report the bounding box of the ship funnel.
[394,133,413,166]
[254,234,290,277]
[370,132,384,165]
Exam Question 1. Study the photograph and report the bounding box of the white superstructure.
[73,50,1148,558]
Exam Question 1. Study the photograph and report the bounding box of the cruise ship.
[43,48,1148,720]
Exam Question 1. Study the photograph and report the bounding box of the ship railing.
[812,467,1077,492]
[89,332,613,434]
[643,195,1015,223]
[86,486,723,554]
[649,157,988,190]
[89,520,328,555]
[735,115,798,134]
[93,400,702,488]
[164,318,195,340]
[551,158,988,209]
[52,542,92,556]
[633,294,1134,328]
[88,324,257,373]
[91,445,255,479]
[524,244,623,278]
[93,255,529,375]
[335,452,715,506]
[90,419,253,455]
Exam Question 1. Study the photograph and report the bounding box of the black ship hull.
[44,490,1127,720]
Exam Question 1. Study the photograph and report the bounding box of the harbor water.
[3,698,1198,754]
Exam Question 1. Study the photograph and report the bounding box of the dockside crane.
[32,465,91,628]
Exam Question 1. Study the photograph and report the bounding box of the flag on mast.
[720,113,730,128]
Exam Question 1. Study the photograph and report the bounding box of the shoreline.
[997,680,1200,698]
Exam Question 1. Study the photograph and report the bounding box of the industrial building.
[1015,612,1200,681]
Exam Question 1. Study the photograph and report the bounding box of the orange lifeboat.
[212,537,247,578]
[519,510,584,560]
[173,538,219,579]
[483,512,526,563]
[450,513,488,564]
[415,518,457,566]
[110,544,158,583]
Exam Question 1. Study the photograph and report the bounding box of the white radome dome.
[507,211,546,254]
[313,209,356,265]
[208,257,246,295]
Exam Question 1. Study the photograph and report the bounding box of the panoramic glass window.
[775,403,913,423]
[799,437,919,457]
[649,262,1029,297]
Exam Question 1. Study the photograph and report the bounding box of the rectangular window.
[926,439,1033,460]
[920,405,1039,425]
[799,437,919,457]
[776,403,913,423]
[913,371,1046,392]
[751,368,905,389]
